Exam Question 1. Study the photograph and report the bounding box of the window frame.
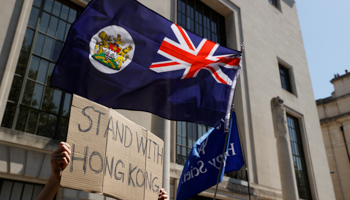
[269,0,279,9]
[176,0,226,45]
[1,0,81,140]
[0,178,45,200]
[286,113,312,200]
[278,62,295,95]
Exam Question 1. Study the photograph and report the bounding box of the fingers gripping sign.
[36,142,71,200]
[158,188,168,200]
[51,142,71,179]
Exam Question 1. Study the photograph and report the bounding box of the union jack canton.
[150,24,241,86]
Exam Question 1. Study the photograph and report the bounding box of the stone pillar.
[151,115,171,194]
[271,97,299,200]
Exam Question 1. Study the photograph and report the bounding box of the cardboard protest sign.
[61,95,164,200]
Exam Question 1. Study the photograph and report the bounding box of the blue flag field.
[51,0,241,127]
[176,112,244,200]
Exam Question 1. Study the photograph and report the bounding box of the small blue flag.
[176,112,244,200]
[51,0,241,127]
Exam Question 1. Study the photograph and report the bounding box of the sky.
[295,0,350,100]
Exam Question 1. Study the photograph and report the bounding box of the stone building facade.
[316,71,350,200]
[0,0,335,199]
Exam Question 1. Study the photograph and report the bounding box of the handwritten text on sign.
[61,95,164,200]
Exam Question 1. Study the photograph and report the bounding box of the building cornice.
[316,93,350,106]
[330,72,350,84]
[320,111,350,125]
[0,127,61,153]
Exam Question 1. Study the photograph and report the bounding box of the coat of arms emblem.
[89,25,134,74]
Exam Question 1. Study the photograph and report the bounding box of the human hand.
[50,142,71,181]
[158,188,168,200]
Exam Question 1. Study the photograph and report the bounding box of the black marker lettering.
[104,116,114,138]
[89,151,103,174]
[124,125,133,148]
[78,106,94,132]
[70,144,88,174]
[104,156,114,178]
[114,160,125,182]
[128,163,137,187]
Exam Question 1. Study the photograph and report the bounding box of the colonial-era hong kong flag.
[51,0,241,127]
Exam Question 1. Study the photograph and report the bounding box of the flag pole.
[213,44,244,200]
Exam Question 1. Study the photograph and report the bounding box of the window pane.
[28,7,39,28]
[23,28,35,52]
[62,93,72,117]
[188,123,193,139]
[47,16,58,37]
[177,136,182,145]
[37,112,49,137]
[42,36,54,58]
[22,184,34,200]
[8,75,23,102]
[181,121,186,136]
[28,56,40,80]
[181,147,186,156]
[34,33,45,55]
[37,59,49,83]
[50,89,62,114]
[47,114,57,134]
[1,102,16,128]
[39,12,50,33]
[33,0,42,7]
[46,63,55,84]
[177,121,182,135]
[16,51,30,76]
[64,23,71,41]
[56,20,66,41]
[192,124,197,139]
[60,5,69,20]
[57,117,68,141]
[182,137,186,147]
[32,185,44,200]
[31,83,44,108]
[287,114,311,199]
[177,13,182,25]
[51,40,63,61]
[22,80,35,105]
[42,87,52,112]
[44,0,54,13]
[10,182,24,200]
[52,1,62,17]
[68,8,77,23]
[15,106,29,131]
[189,139,193,147]
[26,109,39,134]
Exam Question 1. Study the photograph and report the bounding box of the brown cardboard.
[61,94,164,200]
[144,131,164,200]
[61,95,109,193]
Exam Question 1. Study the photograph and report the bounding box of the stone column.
[271,97,299,200]
[151,115,171,194]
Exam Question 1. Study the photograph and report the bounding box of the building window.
[176,122,208,165]
[1,0,81,141]
[177,0,226,45]
[176,0,226,165]
[279,64,293,93]
[287,114,312,199]
[269,0,278,8]
[0,178,44,199]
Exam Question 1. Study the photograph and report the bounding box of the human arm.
[36,142,71,200]
[158,188,168,200]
